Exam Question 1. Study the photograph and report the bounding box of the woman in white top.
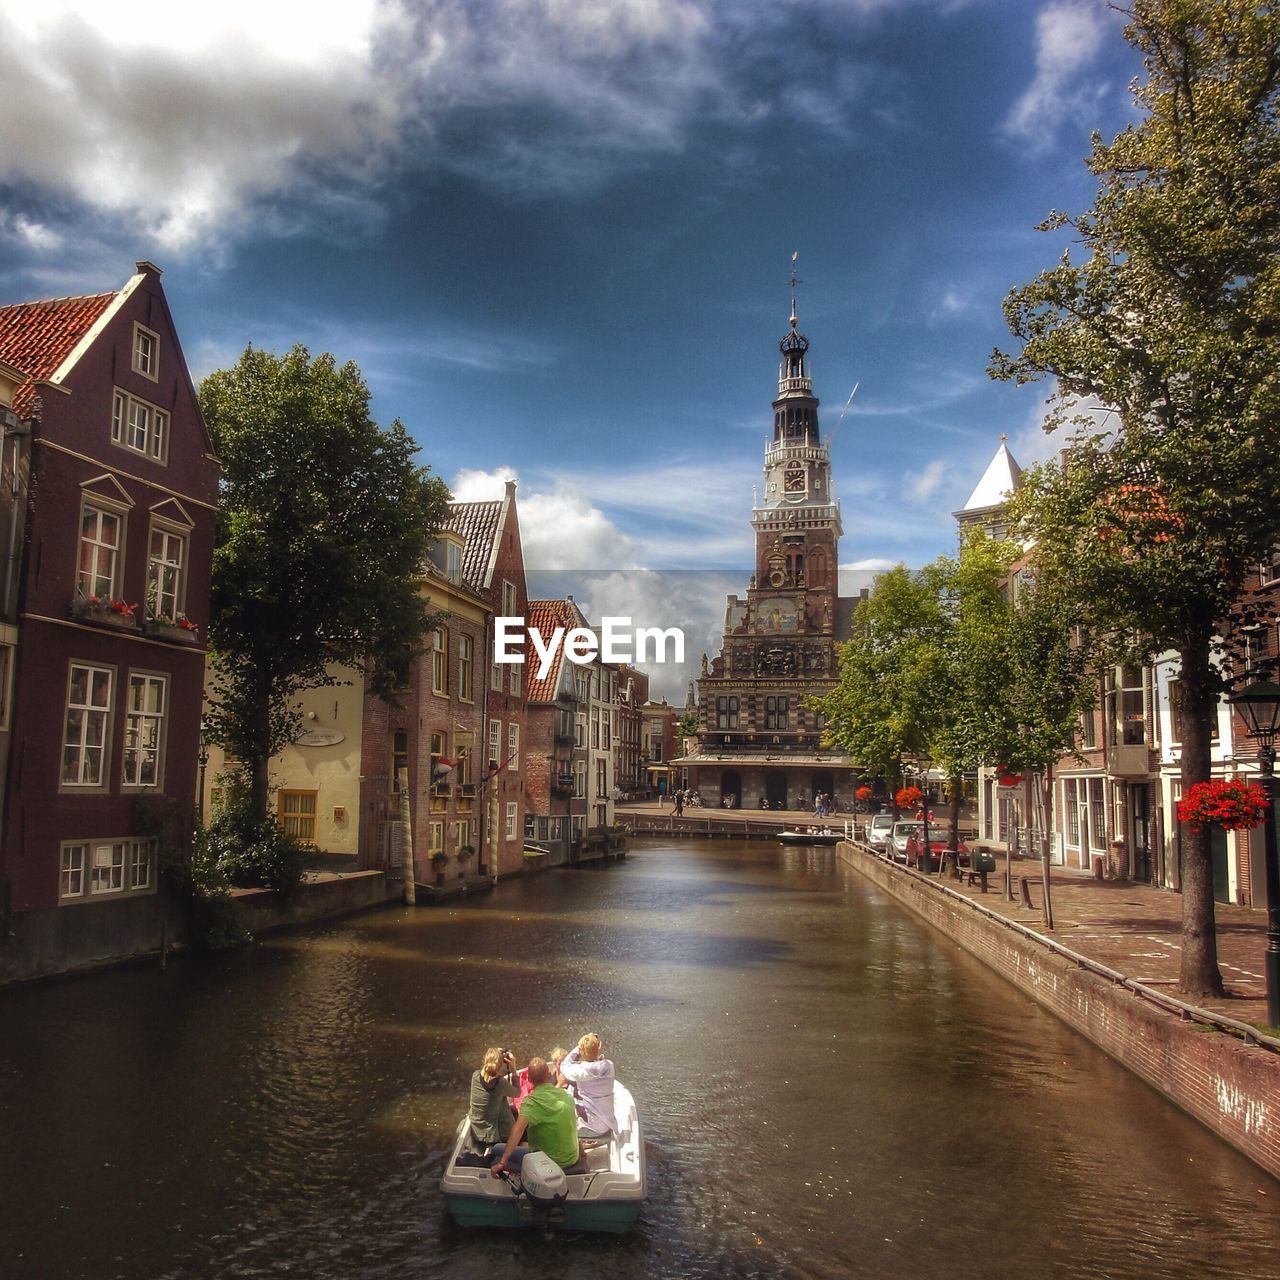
[558,1032,618,1136]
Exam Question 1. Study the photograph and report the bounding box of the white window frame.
[132,322,159,381]
[111,388,169,463]
[492,660,504,692]
[509,663,521,696]
[507,722,519,770]
[429,821,444,853]
[146,521,187,622]
[78,502,124,600]
[502,580,517,615]
[0,631,16,732]
[488,719,501,770]
[130,839,154,889]
[458,633,474,702]
[62,662,114,788]
[506,802,518,840]
[431,628,448,695]
[122,671,167,789]
[60,843,86,899]
[90,841,126,894]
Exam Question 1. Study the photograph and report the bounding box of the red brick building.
[0,263,218,981]
[449,481,529,879]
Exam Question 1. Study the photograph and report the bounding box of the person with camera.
[468,1046,520,1148]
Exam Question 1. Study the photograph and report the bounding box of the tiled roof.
[447,499,502,589]
[0,292,117,416]
[525,597,590,703]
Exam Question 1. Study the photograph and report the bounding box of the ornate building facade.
[680,291,858,810]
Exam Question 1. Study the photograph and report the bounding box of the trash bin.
[973,849,997,874]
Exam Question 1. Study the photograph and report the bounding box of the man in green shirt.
[490,1058,587,1177]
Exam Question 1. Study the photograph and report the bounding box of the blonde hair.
[577,1032,602,1062]
[481,1046,505,1082]
[549,1045,568,1064]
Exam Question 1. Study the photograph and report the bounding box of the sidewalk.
[907,856,1273,1031]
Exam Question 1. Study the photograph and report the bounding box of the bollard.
[1093,856,1105,881]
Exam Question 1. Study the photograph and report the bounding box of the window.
[1167,677,1218,745]
[1064,779,1081,847]
[430,731,448,792]
[0,637,14,731]
[390,728,409,792]
[130,839,153,889]
[596,758,607,799]
[506,802,518,840]
[488,719,501,770]
[602,708,611,749]
[429,821,444,853]
[278,790,317,842]
[458,634,474,701]
[446,541,462,584]
[716,696,739,730]
[1088,778,1106,851]
[591,712,599,749]
[452,819,472,853]
[132,323,159,379]
[61,844,86,898]
[111,389,169,462]
[574,763,586,798]
[765,695,790,730]
[1261,547,1280,586]
[507,723,520,770]
[431,628,447,695]
[502,580,517,615]
[510,663,521,697]
[492,660,504,692]
[91,842,126,894]
[63,663,113,786]
[122,673,166,787]
[79,504,122,599]
[1112,666,1145,746]
[147,526,186,620]
[1079,705,1097,749]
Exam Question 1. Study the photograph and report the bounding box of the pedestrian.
[674,790,684,817]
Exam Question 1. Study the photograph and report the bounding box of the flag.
[432,756,456,782]
[480,749,519,788]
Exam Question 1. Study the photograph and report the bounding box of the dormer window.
[132,324,159,381]
[447,540,462,584]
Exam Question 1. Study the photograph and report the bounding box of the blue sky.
[0,0,1141,592]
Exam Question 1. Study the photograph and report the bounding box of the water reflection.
[1,838,1277,1280]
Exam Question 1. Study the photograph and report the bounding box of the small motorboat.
[441,1080,645,1233]
[777,828,841,846]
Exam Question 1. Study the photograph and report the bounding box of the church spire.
[778,251,812,396]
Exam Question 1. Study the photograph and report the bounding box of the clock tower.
[681,269,858,813]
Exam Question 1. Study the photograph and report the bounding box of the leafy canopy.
[200,344,450,765]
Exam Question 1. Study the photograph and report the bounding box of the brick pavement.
[927,855,1274,1030]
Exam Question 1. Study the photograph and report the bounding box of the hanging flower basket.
[855,786,873,802]
[895,785,922,810]
[997,772,1023,788]
[1175,778,1267,832]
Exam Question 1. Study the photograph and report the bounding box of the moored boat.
[777,829,841,845]
[441,1080,645,1233]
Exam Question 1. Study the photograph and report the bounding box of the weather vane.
[788,250,801,323]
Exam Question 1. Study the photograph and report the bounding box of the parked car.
[867,814,895,852]
[892,821,968,870]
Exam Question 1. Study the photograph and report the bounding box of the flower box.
[70,597,138,631]
[1175,778,1267,832]
[143,617,200,645]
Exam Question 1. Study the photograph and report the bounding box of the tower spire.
[789,250,800,328]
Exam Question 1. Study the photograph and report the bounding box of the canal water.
[3,838,1279,1280]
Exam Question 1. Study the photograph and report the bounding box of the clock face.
[784,465,805,492]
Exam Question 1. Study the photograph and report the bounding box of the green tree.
[200,345,451,821]
[992,1,1280,994]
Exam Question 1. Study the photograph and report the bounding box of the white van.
[866,814,894,853]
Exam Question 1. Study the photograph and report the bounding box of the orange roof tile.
[0,291,117,416]
[524,597,591,703]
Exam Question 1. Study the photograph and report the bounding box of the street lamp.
[1227,677,1280,1028]
[197,717,210,826]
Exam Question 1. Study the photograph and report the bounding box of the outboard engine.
[515,1151,568,1227]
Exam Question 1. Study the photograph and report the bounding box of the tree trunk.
[1040,762,1055,931]
[248,688,273,825]
[1177,626,1225,998]
[948,771,963,875]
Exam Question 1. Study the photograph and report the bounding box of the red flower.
[895,785,923,810]
[1176,778,1267,832]
[855,786,873,801]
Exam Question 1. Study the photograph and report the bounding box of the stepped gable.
[0,292,117,415]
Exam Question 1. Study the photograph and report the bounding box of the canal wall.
[836,840,1280,1182]
[233,870,396,937]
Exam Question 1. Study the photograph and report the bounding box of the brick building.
[613,662,649,798]
[680,288,858,810]
[0,263,218,981]
[448,480,529,879]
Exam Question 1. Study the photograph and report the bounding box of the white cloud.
[1003,0,1110,149]
[905,458,948,501]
